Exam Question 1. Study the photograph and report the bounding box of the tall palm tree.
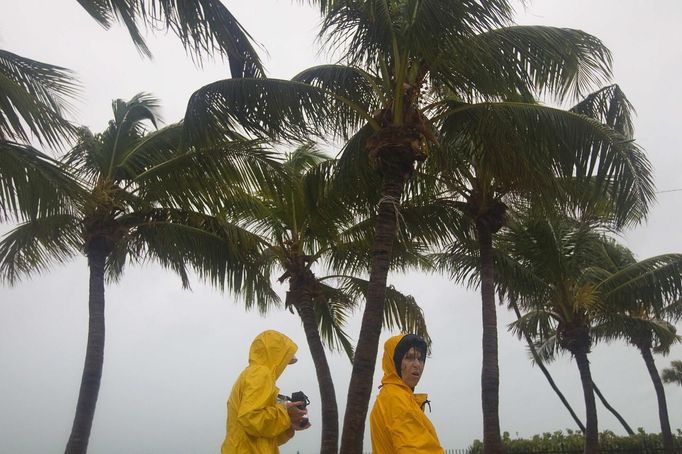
[75,0,264,77]
[182,2,623,449]
[0,93,277,454]
[231,145,430,453]
[427,84,651,452]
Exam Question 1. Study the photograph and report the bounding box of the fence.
[362,449,676,454]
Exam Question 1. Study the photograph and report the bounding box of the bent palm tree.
[0,93,277,454]
[183,2,621,448]
[590,240,682,454]
[501,216,682,454]
[75,0,264,77]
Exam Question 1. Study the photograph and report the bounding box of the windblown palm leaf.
[0,141,84,221]
[76,0,265,77]
[0,49,78,147]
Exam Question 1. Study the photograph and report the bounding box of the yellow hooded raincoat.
[369,334,444,454]
[220,330,298,454]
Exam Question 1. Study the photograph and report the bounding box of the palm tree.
[182,2,623,449]
[662,360,682,386]
[500,217,615,454]
[501,215,682,454]
[427,83,651,452]
[75,0,264,77]
[0,93,277,454]
[232,145,430,453]
[590,239,682,454]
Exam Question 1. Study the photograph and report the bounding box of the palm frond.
[315,282,357,361]
[595,254,682,313]
[184,78,370,144]
[292,64,382,115]
[0,49,78,148]
[0,141,84,221]
[333,275,430,345]
[76,0,265,77]
[434,26,612,102]
[0,214,82,284]
[319,0,514,68]
[438,101,654,227]
[570,84,634,138]
[124,208,280,312]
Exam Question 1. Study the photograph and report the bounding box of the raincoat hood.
[370,334,443,453]
[248,330,298,379]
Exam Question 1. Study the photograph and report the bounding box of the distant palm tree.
[0,93,277,454]
[75,0,264,77]
[182,2,623,448]
[232,145,430,453]
[591,239,682,454]
[502,215,682,454]
[662,360,682,386]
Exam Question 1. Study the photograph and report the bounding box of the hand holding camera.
[284,391,311,430]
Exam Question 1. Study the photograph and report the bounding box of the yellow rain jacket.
[369,334,444,454]
[220,330,298,454]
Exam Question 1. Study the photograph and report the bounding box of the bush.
[466,429,682,453]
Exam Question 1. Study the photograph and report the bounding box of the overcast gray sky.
[1,1,681,453]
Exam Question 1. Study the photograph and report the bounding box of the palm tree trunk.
[591,381,634,435]
[639,345,674,454]
[65,245,107,454]
[290,277,339,454]
[477,222,504,454]
[340,165,406,454]
[510,302,585,433]
[573,348,599,454]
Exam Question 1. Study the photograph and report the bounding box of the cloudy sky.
[1,1,681,453]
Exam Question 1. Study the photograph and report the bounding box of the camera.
[290,391,310,428]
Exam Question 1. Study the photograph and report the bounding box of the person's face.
[400,347,425,389]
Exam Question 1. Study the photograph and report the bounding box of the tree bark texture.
[574,348,599,454]
[339,166,405,454]
[640,345,675,454]
[64,245,107,454]
[478,222,504,454]
[591,381,634,435]
[290,275,339,454]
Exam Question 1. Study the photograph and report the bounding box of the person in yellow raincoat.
[220,330,310,454]
[370,333,444,454]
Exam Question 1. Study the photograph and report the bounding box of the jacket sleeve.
[386,396,443,454]
[276,427,295,445]
[237,366,292,438]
